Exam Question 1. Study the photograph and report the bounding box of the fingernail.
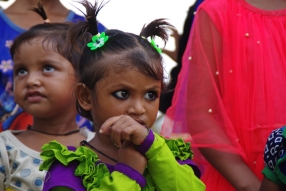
[99,129,102,133]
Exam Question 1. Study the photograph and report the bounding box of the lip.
[25,91,44,103]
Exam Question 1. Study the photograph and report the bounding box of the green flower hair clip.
[150,39,162,54]
[141,36,162,54]
[87,32,109,50]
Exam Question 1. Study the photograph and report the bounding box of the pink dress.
[161,0,286,190]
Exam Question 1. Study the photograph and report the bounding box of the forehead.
[13,37,71,66]
[19,37,54,50]
[13,40,55,60]
[97,66,161,90]
[13,37,66,62]
[99,51,160,72]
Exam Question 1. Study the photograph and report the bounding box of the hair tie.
[44,19,50,23]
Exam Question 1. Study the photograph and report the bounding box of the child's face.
[89,66,161,129]
[13,38,77,119]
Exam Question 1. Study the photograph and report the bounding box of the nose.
[26,72,41,88]
[127,99,146,116]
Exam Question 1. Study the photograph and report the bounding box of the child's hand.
[100,115,149,147]
[118,141,147,174]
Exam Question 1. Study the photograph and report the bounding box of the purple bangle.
[136,129,155,155]
[114,162,146,188]
[67,146,77,151]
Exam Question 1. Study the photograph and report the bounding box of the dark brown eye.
[145,92,157,101]
[112,90,129,99]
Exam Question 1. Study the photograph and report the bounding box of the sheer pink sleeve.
[162,5,245,157]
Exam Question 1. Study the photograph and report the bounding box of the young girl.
[0,0,106,131]
[0,3,95,191]
[161,0,286,190]
[259,126,286,191]
[39,1,206,190]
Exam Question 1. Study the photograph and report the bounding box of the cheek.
[13,88,22,105]
[13,81,22,96]
[147,101,160,124]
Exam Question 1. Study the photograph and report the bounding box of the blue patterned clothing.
[262,127,286,186]
[0,128,95,191]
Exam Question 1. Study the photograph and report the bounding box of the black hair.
[10,1,76,68]
[69,0,173,121]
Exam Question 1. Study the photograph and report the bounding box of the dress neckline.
[238,0,286,16]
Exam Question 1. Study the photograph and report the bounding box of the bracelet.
[138,127,150,145]
[136,129,154,155]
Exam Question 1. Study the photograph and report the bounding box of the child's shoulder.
[40,141,110,190]
[0,130,20,144]
[0,130,45,191]
[0,130,41,159]
[40,141,101,171]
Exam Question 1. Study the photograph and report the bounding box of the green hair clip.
[150,39,162,54]
[87,32,109,50]
[141,36,162,54]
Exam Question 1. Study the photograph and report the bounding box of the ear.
[75,83,92,111]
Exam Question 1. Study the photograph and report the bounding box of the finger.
[109,116,132,147]
[110,120,128,147]
[100,115,123,134]
[121,127,132,142]
[120,122,147,145]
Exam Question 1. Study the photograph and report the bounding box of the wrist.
[136,129,155,155]
[136,127,150,145]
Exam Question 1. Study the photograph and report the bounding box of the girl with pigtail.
[0,0,106,131]
[39,0,206,190]
[0,2,98,191]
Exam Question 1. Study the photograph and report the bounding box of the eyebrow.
[109,83,161,90]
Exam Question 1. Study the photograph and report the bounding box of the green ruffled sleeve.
[164,136,193,161]
[40,141,142,191]
[145,133,206,191]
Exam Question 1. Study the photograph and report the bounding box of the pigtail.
[69,0,109,122]
[69,0,108,59]
[70,0,107,41]
[139,19,174,45]
[29,1,50,23]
